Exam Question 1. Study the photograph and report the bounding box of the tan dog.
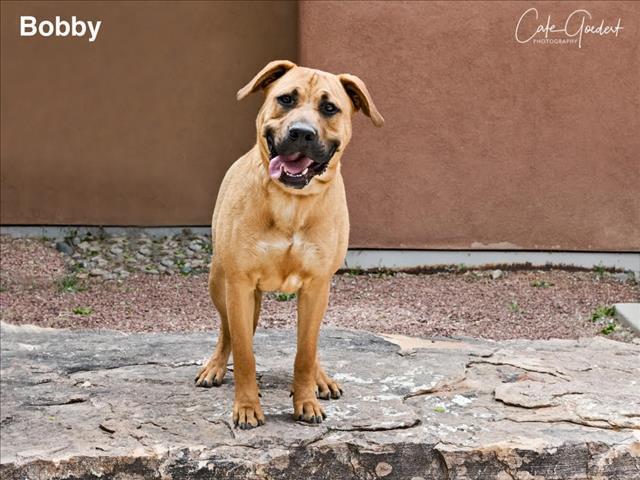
[195,60,383,428]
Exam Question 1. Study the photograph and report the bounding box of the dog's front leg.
[227,279,264,429]
[293,277,330,423]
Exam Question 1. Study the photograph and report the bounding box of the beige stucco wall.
[300,1,639,251]
[1,1,298,225]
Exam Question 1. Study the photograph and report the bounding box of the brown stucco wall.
[1,1,638,251]
[0,1,297,225]
[300,1,640,251]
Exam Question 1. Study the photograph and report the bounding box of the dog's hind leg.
[195,262,231,388]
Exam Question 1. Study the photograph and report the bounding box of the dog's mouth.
[266,133,337,189]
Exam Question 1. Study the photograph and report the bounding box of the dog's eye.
[277,95,295,107]
[320,102,339,116]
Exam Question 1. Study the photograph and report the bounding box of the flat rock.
[1,323,639,479]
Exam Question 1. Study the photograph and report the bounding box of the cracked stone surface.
[1,323,639,479]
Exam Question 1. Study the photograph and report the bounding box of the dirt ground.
[1,236,638,342]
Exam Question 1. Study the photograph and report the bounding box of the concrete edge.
[345,250,640,277]
[613,303,640,334]
[2,225,639,275]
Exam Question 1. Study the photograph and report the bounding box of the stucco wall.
[1,1,638,251]
[300,1,639,251]
[0,1,298,225]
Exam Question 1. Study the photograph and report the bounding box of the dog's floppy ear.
[237,60,297,101]
[339,74,384,127]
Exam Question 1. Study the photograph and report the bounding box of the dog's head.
[238,60,383,193]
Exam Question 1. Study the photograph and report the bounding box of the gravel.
[1,235,638,342]
[42,229,213,279]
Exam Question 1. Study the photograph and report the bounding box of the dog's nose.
[288,123,317,143]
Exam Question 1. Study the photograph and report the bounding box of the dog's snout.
[288,123,317,143]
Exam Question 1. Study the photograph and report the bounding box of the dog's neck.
[251,145,340,232]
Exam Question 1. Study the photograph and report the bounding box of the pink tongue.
[269,153,314,180]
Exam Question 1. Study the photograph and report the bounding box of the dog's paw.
[233,401,265,430]
[293,397,326,424]
[194,357,227,388]
[290,373,343,400]
[316,368,343,400]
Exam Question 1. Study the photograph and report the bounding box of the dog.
[195,60,383,428]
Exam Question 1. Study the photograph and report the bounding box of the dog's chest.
[254,230,324,292]
[256,230,319,265]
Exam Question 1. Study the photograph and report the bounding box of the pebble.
[110,246,124,255]
[94,257,108,267]
[491,270,503,280]
[89,268,110,277]
[138,247,152,256]
[113,268,130,279]
[188,242,202,252]
[55,241,74,256]
[161,258,174,268]
[375,463,393,477]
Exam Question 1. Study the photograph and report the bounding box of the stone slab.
[615,303,640,334]
[0,322,639,479]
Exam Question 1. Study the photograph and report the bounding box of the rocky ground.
[1,324,639,479]
[0,234,638,341]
